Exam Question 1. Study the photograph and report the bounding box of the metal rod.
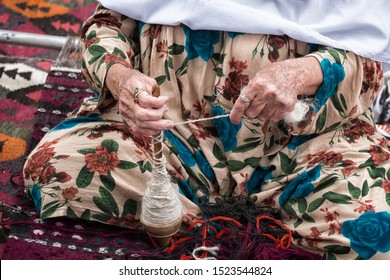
[0,29,68,50]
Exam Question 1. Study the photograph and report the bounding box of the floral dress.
[23,4,390,260]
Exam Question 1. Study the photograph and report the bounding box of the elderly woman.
[23,0,390,260]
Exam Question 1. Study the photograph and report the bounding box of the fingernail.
[165,121,174,129]
[160,96,169,102]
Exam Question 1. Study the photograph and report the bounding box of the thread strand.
[174,114,229,126]
[173,100,310,126]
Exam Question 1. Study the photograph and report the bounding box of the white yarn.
[174,114,229,126]
[174,101,311,126]
[283,99,311,124]
[141,132,182,226]
[192,246,219,260]
[141,174,183,226]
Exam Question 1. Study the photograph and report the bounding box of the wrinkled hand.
[106,64,174,136]
[229,57,322,124]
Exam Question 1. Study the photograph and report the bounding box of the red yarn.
[256,215,292,249]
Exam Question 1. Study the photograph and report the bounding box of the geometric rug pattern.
[0,0,98,259]
[0,56,49,199]
[0,0,97,60]
[0,56,51,259]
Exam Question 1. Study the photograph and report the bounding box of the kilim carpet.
[0,0,97,60]
[0,57,50,260]
[0,0,327,260]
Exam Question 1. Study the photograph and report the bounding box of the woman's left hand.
[229,57,323,124]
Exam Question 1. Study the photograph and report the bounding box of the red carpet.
[0,0,97,60]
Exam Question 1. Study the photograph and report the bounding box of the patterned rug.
[0,56,50,213]
[0,0,97,60]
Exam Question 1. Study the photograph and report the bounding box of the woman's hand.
[106,64,174,136]
[229,57,323,124]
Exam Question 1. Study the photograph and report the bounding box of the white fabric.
[98,0,390,63]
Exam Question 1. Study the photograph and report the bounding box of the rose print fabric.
[23,5,390,260]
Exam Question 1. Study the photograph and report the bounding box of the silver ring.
[239,92,251,103]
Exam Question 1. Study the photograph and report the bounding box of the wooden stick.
[140,86,183,247]
[152,86,163,162]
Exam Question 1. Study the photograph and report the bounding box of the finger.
[122,77,159,102]
[123,118,174,136]
[143,79,159,97]
[256,105,279,122]
[229,89,252,124]
[135,90,169,109]
[120,97,173,133]
[143,94,169,109]
[132,88,149,107]
[139,119,174,131]
[133,105,168,122]
[245,102,266,119]
[269,96,296,122]
[250,101,277,121]
[120,104,169,129]
[270,107,290,122]
[120,86,168,110]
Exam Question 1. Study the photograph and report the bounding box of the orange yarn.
[256,215,292,249]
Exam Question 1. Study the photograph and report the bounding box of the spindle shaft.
[140,87,183,247]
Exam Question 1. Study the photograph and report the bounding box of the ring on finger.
[239,92,251,103]
[133,87,145,104]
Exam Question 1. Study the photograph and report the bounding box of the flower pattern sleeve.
[80,4,138,105]
[288,48,383,136]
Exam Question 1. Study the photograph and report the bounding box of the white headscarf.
[98,0,390,63]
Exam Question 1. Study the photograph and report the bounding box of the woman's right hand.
[105,64,174,136]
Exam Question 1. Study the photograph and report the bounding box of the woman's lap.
[23,120,200,228]
[23,118,390,259]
